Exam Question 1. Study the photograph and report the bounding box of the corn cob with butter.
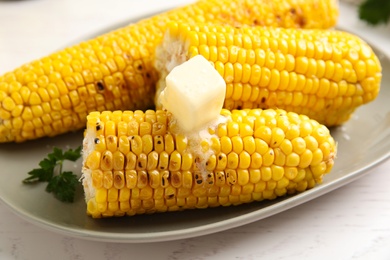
[154,22,382,126]
[82,108,336,218]
[0,0,339,143]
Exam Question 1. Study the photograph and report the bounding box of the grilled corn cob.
[154,22,382,126]
[82,109,336,218]
[0,0,339,143]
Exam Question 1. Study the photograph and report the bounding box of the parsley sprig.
[23,146,82,202]
[359,0,390,25]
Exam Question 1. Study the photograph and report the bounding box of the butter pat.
[159,55,226,132]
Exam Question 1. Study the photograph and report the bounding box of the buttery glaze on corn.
[155,22,382,126]
[82,109,336,218]
[0,0,339,143]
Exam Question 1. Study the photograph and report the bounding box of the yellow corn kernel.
[165,134,175,154]
[210,137,221,154]
[227,152,239,169]
[100,150,113,171]
[91,169,104,188]
[125,170,137,189]
[130,135,143,155]
[243,136,256,154]
[103,171,114,189]
[205,155,217,172]
[231,136,243,153]
[86,151,101,170]
[176,134,187,153]
[113,171,125,189]
[255,126,272,144]
[286,152,300,167]
[239,151,251,169]
[220,136,232,154]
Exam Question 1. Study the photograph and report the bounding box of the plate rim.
[1,10,389,243]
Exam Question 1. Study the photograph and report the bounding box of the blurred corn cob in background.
[82,108,336,218]
[154,22,382,127]
[0,0,339,143]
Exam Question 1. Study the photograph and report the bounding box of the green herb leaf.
[359,0,390,25]
[23,146,82,203]
[49,147,63,161]
[46,171,79,203]
[63,146,82,161]
[22,168,51,183]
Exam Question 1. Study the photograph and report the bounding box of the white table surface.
[1,0,389,259]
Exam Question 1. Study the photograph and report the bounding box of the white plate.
[0,17,389,243]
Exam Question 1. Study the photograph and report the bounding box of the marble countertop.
[1,0,390,259]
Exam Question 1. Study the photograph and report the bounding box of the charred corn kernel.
[205,155,217,171]
[91,169,103,188]
[155,22,381,127]
[125,152,137,170]
[82,108,336,218]
[113,151,125,170]
[103,170,113,189]
[86,151,101,170]
[0,0,338,143]
[113,171,125,189]
[125,170,137,189]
